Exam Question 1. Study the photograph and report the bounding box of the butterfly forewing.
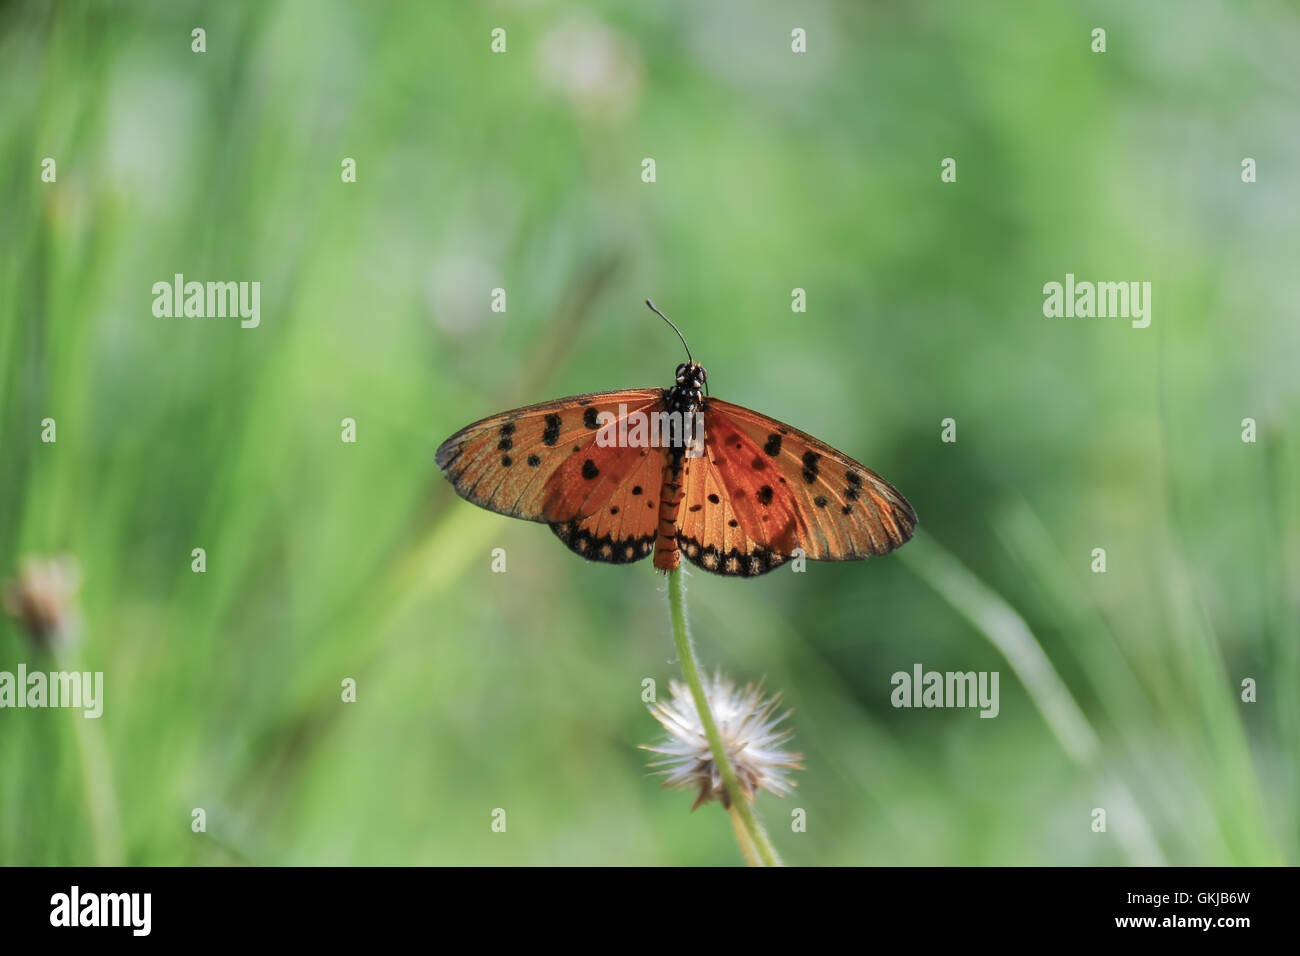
[435,388,664,523]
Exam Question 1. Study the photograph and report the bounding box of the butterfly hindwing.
[547,439,667,564]
[435,388,664,523]
[675,398,916,576]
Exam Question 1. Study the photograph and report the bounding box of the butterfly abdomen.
[653,454,684,572]
[652,368,708,573]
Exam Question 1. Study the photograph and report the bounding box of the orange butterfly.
[436,302,916,577]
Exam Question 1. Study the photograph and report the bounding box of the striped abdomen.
[653,453,685,571]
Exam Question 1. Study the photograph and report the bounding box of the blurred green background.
[2,0,1297,865]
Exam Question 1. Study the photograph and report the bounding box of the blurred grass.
[1,0,1297,865]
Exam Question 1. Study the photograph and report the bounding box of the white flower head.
[643,673,803,810]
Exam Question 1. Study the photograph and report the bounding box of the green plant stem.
[728,805,761,866]
[665,567,782,867]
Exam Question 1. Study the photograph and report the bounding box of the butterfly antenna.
[646,299,692,364]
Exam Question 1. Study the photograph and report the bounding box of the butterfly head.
[675,361,707,391]
[675,361,708,400]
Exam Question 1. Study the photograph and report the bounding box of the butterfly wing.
[546,436,668,564]
[675,398,916,576]
[436,388,668,564]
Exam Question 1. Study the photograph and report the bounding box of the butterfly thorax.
[662,361,707,467]
[653,361,708,571]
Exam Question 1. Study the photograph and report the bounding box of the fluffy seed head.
[642,674,803,810]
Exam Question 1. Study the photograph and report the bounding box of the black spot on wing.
[801,450,821,484]
[542,414,562,446]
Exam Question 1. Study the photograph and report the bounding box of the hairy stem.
[665,567,782,866]
[728,804,761,866]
